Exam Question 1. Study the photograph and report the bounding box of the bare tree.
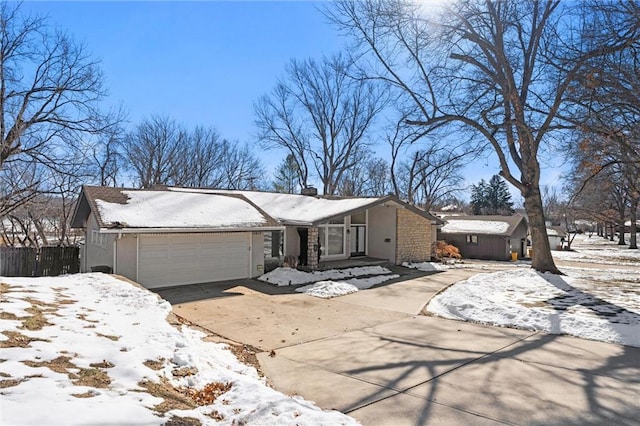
[123,116,188,188]
[89,126,125,187]
[173,126,227,188]
[335,151,390,196]
[328,0,640,273]
[219,142,265,190]
[399,147,466,210]
[255,54,387,195]
[0,2,118,214]
[564,5,640,249]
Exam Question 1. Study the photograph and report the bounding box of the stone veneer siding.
[395,209,433,264]
[307,227,319,270]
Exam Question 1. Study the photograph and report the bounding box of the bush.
[432,241,461,260]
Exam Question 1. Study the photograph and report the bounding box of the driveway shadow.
[153,265,437,305]
[539,272,640,327]
[341,331,639,425]
[336,271,640,424]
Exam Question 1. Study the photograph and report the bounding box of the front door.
[350,225,366,257]
[297,228,308,266]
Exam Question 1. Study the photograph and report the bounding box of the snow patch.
[0,273,358,425]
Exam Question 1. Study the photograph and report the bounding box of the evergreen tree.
[470,179,488,215]
[470,175,514,215]
[272,154,301,194]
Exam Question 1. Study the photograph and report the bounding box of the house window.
[318,218,345,257]
[91,230,106,248]
[264,230,283,259]
[466,235,478,245]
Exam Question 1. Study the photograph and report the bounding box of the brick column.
[307,227,319,270]
[395,209,433,264]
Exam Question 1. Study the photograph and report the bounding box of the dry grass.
[89,360,115,369]
[76,313,99,323]
[143,358,165,371]
[71,390,98,398]
[71,368,111,388]
[23,356,76,374]
[137,378,233,417]
[0,312,20,320]
[22,356,111,388]
[172,366,198,377]
[187,382,233,406]
[164,416,201,426]
[0,378,23,388]
[21,306,51,331]
[207,410,225,421]
[0,331,49,348]
[96,333,120,341]
[138,378,197,413]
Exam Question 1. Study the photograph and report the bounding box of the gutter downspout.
[248,233,253,278]
[136,234,140,283]
[113,230,123,274]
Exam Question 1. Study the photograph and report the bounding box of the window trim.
[318,220,346,258]
[91,230,107,248]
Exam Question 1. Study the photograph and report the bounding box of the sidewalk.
[258,315,640,425]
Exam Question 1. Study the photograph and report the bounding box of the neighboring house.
[547,226,566,250]
[71,186,442,289]
[438,215,529,261]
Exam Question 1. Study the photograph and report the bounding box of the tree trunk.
[618,210,626,245]
[630,198,638,249]
[524,189,562,274]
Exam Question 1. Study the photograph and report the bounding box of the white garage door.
[138,233,250,288]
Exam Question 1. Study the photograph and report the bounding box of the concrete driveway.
[156,267,640,425]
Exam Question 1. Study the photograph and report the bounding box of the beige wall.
[395,209,433,264]
[367,205,397,262]
[115,234,137,281]
[251,232,265,277]
[285,226,300,258]
[84,213,114,272]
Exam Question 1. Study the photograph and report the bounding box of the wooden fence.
[0,246,80,277]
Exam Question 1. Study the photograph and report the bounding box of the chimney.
[301,186,318,196]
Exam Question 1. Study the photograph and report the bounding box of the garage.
[138,233,251,288]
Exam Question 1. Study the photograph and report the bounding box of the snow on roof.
[95,190,270,229]
[546,227,565,236]
[441,219,510,235]
[171,188,385,225]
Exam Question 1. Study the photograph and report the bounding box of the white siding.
[115,234,137,281]
[367,205,397,262]
[84,213,114,272]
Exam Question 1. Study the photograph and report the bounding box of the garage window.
[466,234,478,245]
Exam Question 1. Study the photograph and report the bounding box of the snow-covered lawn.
[0,274,358,426]
[427,239,640,347]
[403,261,491,271]
[258,266,399,298]
[553,233,640,266]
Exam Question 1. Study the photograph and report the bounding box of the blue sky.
[25,1,345,143]
[23,1,565,199]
